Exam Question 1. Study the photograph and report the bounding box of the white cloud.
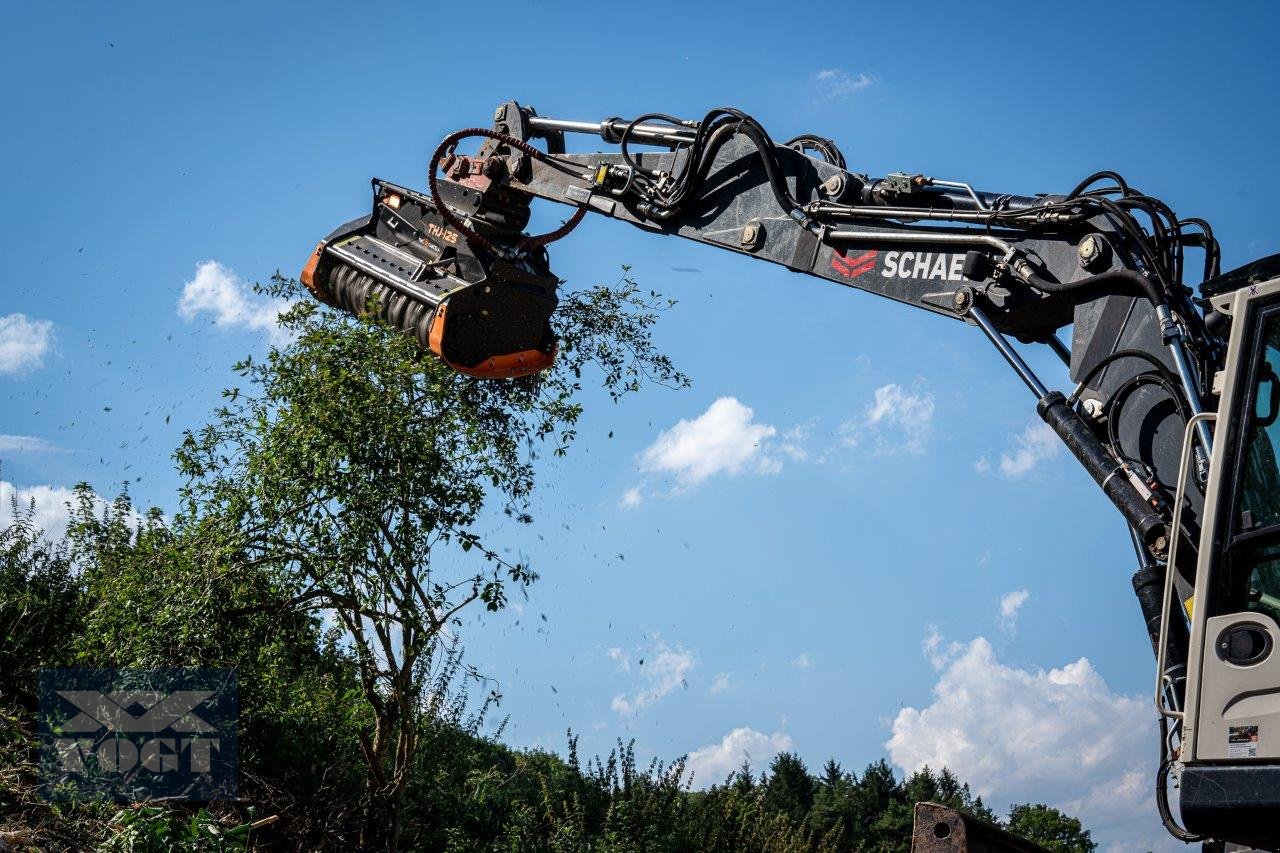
[709,672,731,694]
[0,434,62,454]
[999,588,1030,635]
[844,382,935,454]
[686,727,794,787]
[791,653,812,669]
[814,69,875,99]
[973,456,991,474]
[886,633,1168,851]
[1,481,79,541]
[611,638,696,716]
[618,486,643,510]
[0,313,54,376]
[639,397,779,488]
[178,261,293,343]
[1,480,146,543]
[998,422,1060,477]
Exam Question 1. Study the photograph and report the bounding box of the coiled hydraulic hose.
[427,128,586,258]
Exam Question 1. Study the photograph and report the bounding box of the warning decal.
[1229,725,1260,759]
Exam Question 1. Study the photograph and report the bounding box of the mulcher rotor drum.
[301,180,559,379]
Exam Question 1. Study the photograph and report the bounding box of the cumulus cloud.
[814,69,875,99]
[709,672,731,694]
[611,638,696,716]
[0,313,54,376]
[887,632,1167,851]
[791,653,812,669]
[686,727,794,787]
[639,397,780,488]
[843,382,935,454]
[178,261,293,343]
[998,588,1030,634]
[998,422,1060,477]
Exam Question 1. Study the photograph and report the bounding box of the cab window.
[1214,306,1280,623]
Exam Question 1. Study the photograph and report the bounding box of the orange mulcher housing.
[301,179,558,379]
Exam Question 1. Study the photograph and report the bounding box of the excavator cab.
[1176,258,1280,843]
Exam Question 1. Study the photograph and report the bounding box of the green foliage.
[1007,803,1096,853]
[0,495,79,709]
[99,806,255,853]
[762,752,818,824]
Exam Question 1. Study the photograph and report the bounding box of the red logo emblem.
[831,249,878,279]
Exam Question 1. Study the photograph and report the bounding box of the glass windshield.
[1238,317,1280,531]
[1222,311,1280,623]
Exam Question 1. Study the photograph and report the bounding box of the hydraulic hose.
[427,128,586,257]
[1015,263,1167,313]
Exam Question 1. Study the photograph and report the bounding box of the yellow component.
[383,192,402,210]
[1184,595,1196,620]
[594,164,609,185]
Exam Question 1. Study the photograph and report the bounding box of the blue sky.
[3,2,1279,848]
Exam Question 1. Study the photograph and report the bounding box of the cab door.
[1180,277,1280,841]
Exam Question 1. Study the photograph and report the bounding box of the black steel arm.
[485,101,1139,341]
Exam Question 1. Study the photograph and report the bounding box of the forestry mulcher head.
[301,158,562,378]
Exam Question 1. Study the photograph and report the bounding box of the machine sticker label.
[831,249,878,279]
[427,222,460,246]
[880,251,966,282]
[1228,725,1259,759]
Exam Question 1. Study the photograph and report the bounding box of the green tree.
[1006,804,1096,853]
[174,272,684,848]
[806,759,854,846]
[764,752,817,823]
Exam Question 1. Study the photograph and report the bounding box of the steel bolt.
[1077,234,1109,271]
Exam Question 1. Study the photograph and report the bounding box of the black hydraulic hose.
[1180,217,1221,280]
[426,127,586,256]
[729,119,808,224]
[619,112,689,177]
[1067,170,1132,198]
[672,107,812,227]
[1156,716,1204,842]
[1019,265,1167,312]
